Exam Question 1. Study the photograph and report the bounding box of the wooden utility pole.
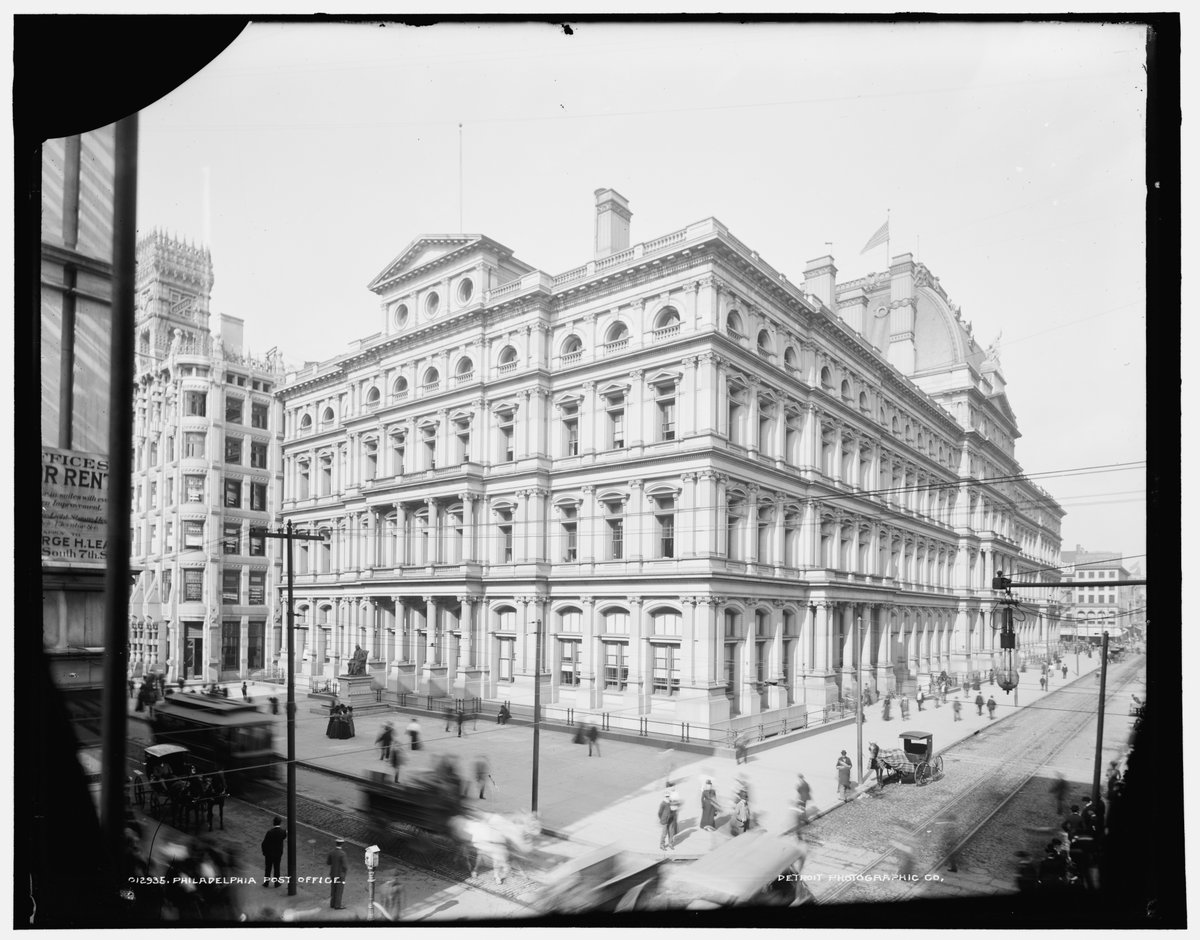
[254,521,325,895]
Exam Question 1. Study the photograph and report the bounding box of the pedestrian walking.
[952,696,962,721]
[916,688,925,712]
[836,750,854,801]
[127,677,135,699]
[379,870,405,921]
[326,837,348,910]
[882,694,892,721]
[795,773,812,827]
[1049,773,1069,814]
[242,681,249,701]
[269,695,280,715]
[986,695,996,719]
[1040,675,1047,691]
[734,733,748,764]
[455,708,466,737]
[444,706,453,732]
[376,722,394,760]
[868,742,882,785]
[261,816,287,887]
[1062,805,1085,841]
[389,744,405,783]
[730,789,750,836]
[900,693,909,720]
[1062,664,1068,680]
[974,692,985,716]
[658,783,681,850]
[406,717,422,750]
[699,779,719,830]
[586,724,601,757]
[474,757,491,798]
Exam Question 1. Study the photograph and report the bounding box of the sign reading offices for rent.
[42,446,109,567]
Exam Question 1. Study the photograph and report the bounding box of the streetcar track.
[814,660,1141,905]
[238,770,545,911]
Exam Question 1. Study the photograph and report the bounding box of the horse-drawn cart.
[875,731,943,786]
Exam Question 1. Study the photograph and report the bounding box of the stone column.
[680,356,697,439]
[767,604,787,709]
[679,472,697,559]
[628,479,644,562]
[696,471,717,556]
[579,596,600,708]
[746,385,761,456]
[580,485,596,565]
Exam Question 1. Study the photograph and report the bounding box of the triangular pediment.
[367,234,524,294]
[987,388,1018,424]
[368,236,479,292]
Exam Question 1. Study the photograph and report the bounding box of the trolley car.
[150,693,278,790]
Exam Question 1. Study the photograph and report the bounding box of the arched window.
[783,346,799,371]
[840,379,852,400]
[655,306,681,331]
[455,357,474,381]
[859,391,869,411]
[422,368,440,390]
[392,376,409,399]
[757,330,773,357]
[365,386,381,407]
[726,310,744,336]
[891,416,900,434]
[299,414,313,432]
[498,346,518,369]
[561,335,583,358]
[321,407,335,425]
[605,322,629,344]
[820,366,833,390]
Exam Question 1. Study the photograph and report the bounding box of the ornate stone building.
[276,189,1063,734]
[126,233,285,683]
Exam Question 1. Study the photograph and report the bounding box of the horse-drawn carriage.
[136,743,227,832]
[874,731,944,786]
[358,769,539,884]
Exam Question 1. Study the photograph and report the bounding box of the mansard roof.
[366,234,526,294]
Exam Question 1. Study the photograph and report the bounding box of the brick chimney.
[594,188,631,258]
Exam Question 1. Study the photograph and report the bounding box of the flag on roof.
[860,219,889,254]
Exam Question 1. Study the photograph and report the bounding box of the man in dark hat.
[327,837,348,910]
[261,816,287,887]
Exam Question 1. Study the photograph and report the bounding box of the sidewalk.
[129,655,1113,869]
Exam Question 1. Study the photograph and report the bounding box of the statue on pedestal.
[347,644,368,676]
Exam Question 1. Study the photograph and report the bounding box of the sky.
[134,18,1150,567]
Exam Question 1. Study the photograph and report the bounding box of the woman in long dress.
[699,779,719,830]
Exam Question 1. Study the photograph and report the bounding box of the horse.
[448,811,540,885]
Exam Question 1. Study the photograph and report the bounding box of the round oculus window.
[458,278,474,303]
[425,291,440,316]
[393,303,409,327]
